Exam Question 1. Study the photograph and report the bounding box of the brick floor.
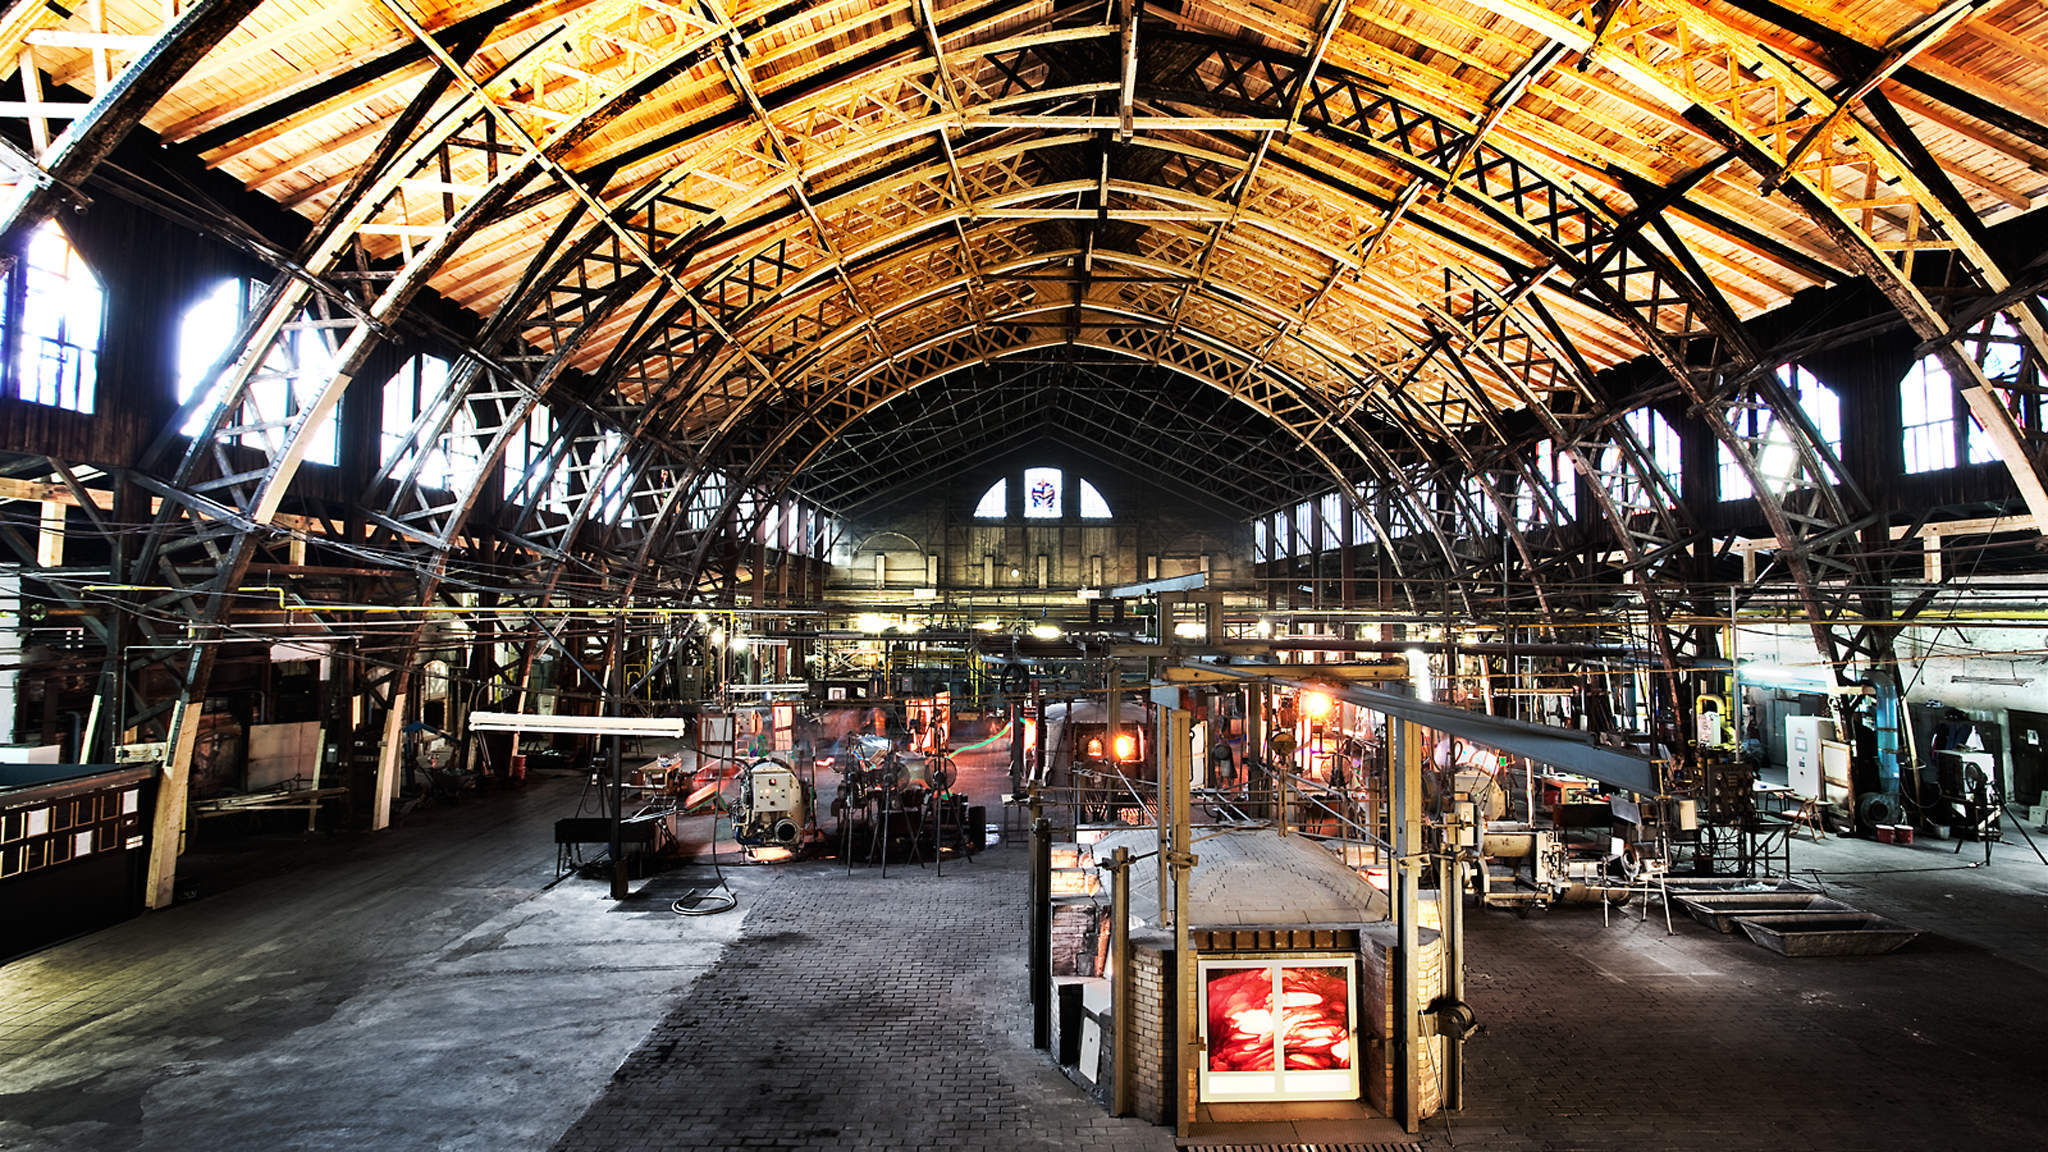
[553,846,1175,1152]
[566,782,2048,1152]
[7,739,2042,1152]
[1414,871,2047,1151]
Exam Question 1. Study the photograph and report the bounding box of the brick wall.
[1129,942,1170,1124]
[1122,930,1444,1128]
[1359,924,1446,1118]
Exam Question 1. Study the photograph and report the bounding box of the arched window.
[970,469,1112,520]
[7,220,103,413]
[1719,365,1842,500]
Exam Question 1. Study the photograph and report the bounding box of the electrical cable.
[1422,1010,1456,1148]
[673,746,739,916]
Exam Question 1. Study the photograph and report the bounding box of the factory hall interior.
[6,0,2048,1149]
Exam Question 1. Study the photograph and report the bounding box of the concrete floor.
[3,748,2046,1151]
[0,771,753,1152]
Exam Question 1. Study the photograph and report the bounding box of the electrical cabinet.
[1786,716,1849,800]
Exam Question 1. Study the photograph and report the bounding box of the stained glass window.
[1024,467,1061,518]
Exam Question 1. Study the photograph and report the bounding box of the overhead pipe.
[1252,637,1638,659]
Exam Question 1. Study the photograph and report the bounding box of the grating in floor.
[1179,1145,1421,1151]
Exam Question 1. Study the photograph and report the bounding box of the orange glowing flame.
[1113,732,1138,761]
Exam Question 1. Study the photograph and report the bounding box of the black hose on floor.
[674,809,739,917]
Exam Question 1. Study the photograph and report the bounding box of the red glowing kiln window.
[1199,956,1358,1102]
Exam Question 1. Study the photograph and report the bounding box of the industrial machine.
[1474,798,1664,911]
[728,756,822,851]
[1930,748,2002,841]
[1475,824,1570,912]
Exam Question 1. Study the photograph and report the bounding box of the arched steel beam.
[1484,0,2048,530]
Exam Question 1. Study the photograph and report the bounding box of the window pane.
[1079,479,1111,519]
[1901,357,1955,474]
[16,221,102,413]
[974,479,1006,518]
[1024,468,1061,518]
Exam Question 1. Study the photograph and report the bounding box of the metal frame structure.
[0,0,2042,899]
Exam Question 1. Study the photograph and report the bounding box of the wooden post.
[1393,717,1423,1133]
[1108,844,1133,1116]
[610,611,628,901]
[371,692,406,831]
[1441,846,1465,1111]
[144,700,204,909]
[1030,813,1052,1048]
[1166,707,1198,1138]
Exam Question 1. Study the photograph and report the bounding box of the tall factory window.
[177,277,263,434]
[687,468,729,531]
[6,220,102,414]
[1462,475,1497,531]
[382,355,484,490]
[1319,492,1344,549]
[1958,313,2021,466]
[1408,475,1440,535]
[1024,467,1062,518]
[593,430,634,525]
[1351,484,1372,544]
[1719,365,1841,500]
[1519,439,1573,526]
[176,273,337,465]
[973,478,1006,518]
[1901,355,1959,473]
[1607,409,1679,508]
[1255,517,1270,563]
[503,405,572,511]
